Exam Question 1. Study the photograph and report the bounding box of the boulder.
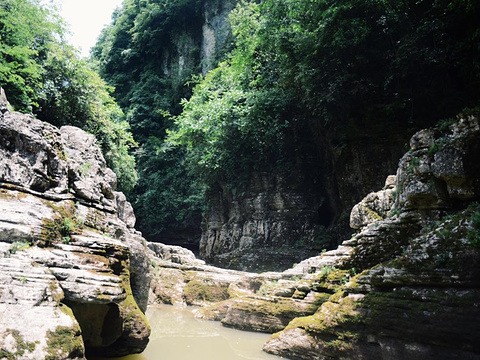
[350,175,396,229]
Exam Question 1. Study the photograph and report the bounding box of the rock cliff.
[263,114,480,359]
[201,174,327,272]
[0,92,151,359]
[200,126,407,272]
[150,114,480,359]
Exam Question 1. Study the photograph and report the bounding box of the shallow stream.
[91,304,286,360]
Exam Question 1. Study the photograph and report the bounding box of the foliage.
[0,0,137,192]
[92,0,480,239]
[92,0,238,238]
[168,1,311,186]
[91,0,206,142]
[467,202,480,248]
[8,241,30,255]
[132,138,206,239]
[168,61,293,185]
[168,0,480,188]
[0,0,61,112]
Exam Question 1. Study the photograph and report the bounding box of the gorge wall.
[96,0,412,271]
[200,123,408,271]
[0,90,151,359]
[149,113,480,359]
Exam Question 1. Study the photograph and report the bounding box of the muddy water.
[92,304,286,360]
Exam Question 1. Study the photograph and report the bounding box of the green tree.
[0,0,138,192]
[0,0,62,112]
[92,0,237,239]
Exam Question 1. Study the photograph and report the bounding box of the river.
[91,304,286,360]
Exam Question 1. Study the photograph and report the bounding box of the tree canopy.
[169,0,480,189]
[92,0,237,240]
[76,0,480,241]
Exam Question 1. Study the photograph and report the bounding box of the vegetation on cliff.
[170,0,480,185]
[91,0,480,243]
[0,0,137,192]
[91,0,236,240]
[3,0,480,247]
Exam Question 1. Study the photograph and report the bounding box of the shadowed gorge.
[90,0,480,271]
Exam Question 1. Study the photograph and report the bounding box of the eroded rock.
[0,107,150,359]
[149,115,480,360]
[262,115,480,360]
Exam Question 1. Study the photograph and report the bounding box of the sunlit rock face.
[0,92,151,359]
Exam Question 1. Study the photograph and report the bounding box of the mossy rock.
[39,200,84,247]
[277,295,364,358]
[0,329,37,360]
[183,275,230,305]
[45,325,84,360]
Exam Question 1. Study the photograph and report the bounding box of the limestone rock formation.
[150,114,480,360]
[349,175,396,229]
[0,98,150,359]
[200,173,327,272]
[263,115,480,359]
[200,132,406,272]
[149,241,350,335]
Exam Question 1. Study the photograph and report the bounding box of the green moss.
[119,265,150,331]
[183,276,230,305]
[408,156,420,173]
[256,280,278,296]
[52,141,67,162]
[0,329,37,359]
[399,202,480,274]
[312,268,352,293]
[47,281,64,304]
[292,289,307,299]
[290,296,362,333]
[434,117,456,132]
[8,241,30,254]
[466,203,480,247]
[79,161,93,178]
[196,299,231,321]
[356,288,475,347]
[45,326,84,360]
[39,201,84,247]
[232,297,318,318]
[365,206,383,222]
[278,293,364,356]
[428,139,450,155]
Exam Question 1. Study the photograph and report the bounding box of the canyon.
[1,89,479,359]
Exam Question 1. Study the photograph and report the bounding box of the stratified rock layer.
[263,115,480,360]
[0,99,150,359]
[201,174,326,271]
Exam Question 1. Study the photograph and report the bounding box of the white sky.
[58,0,124,58]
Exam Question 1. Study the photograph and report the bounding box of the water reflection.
[91,304,285,360]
